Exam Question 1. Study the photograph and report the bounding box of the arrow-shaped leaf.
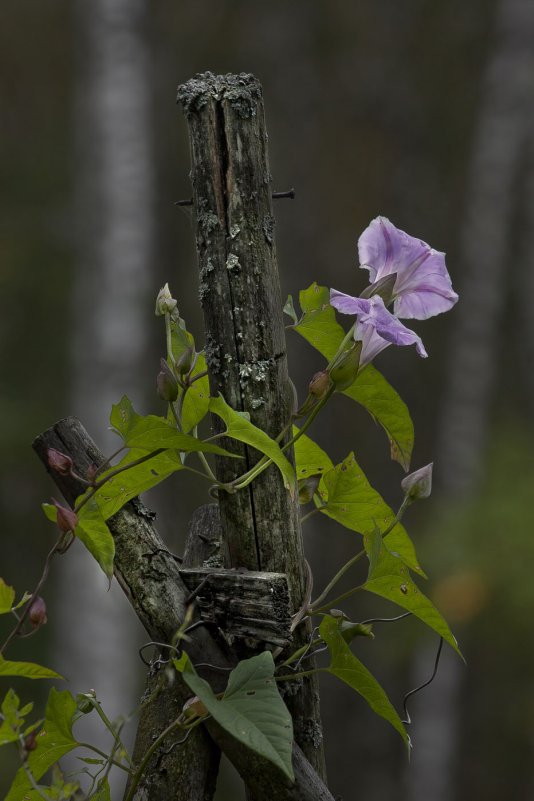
[183,652,294,782]
[320,615,408,746]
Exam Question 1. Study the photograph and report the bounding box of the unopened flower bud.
[86,464,98,483]
[308,371,331,398]
[76,690,96,714]
[401,462,433,503]
[47,449,73,476]
[155,283,178,316]
[330,342,362,391]
[298,474,321,505]
[23,730,39,754]
[157,358,179,402]
[28,596,47,629]
[176,346,195,378]
[52,500,78,534]
[183,695,208,719]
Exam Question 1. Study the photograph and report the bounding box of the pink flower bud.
[47,449,73,476]
[23,730,39,753]
[308,370,331,398]
[52,500,78,534]
[401,463,433,502]
[86,464,98,482]
[28,596,47,629]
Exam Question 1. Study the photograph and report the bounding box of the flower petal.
[330,290,370,316]
[358,217,458,320]
[359,296,428,359]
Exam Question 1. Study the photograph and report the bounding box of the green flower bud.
[176,346,195,378]
[330,342,362,391]
[155,283,178,316]
[157,358,179,402]
[76,690,96,715]
[308,370,331,398]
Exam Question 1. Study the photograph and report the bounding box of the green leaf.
[320,615,408,745]
[76,499,115,581]
[0,578,15,614]
[283,294,299,325]
[363,539,461,656]
[209,395,296,495]
[90,778,111,801]
[0,690,30,746]
[319,453,424,576]
[170,316,195,364]
[123,414,234,456]
[90,449,184,520]
[294,283,346,361]
[181,353,210,433]
[293,427,334,481]
[290,284,414,469]
[110,395,142,439]
[5,689,78,801]
[183,652,294,782]
[343,365,414,471]
[0,656,62,680]
[111,395,233,456]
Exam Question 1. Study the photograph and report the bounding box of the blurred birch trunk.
[55,0,155,793]
[407,1,534,799]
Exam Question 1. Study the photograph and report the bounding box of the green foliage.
[0,656,62,680]
[90,778,111,801]
[320,615,408,745]
[179,652,294,782]
[293,427,334,480]
[87,449,184,520]
[209,395,296,495]
[110,395,235,456]
[0,579,15,614]
[181,353,210,433]
[288,283,414,470]
[318,453,424,576]
[0,690,39,747]
[6,688,78,801]
[42,501,115,582]
[363,537,461,656]
[343,365,414,471]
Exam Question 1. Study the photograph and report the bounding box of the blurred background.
[2,0,533,798]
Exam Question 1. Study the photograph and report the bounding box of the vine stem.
[310,585,364,615]
[280,637,322,668]
[78,742,134,774]
[231,385,335,492]
[275,667,328,683]
[0,535,63,655]
[124,717,202,801]
[87,699,133,767]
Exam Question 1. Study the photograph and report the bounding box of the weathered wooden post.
[177,71,326,780]
[33,71,331,800]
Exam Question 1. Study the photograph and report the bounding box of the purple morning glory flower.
[330,291,428,368]
[358,217,458,320]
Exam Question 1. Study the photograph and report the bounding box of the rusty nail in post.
[272,188,296,200]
